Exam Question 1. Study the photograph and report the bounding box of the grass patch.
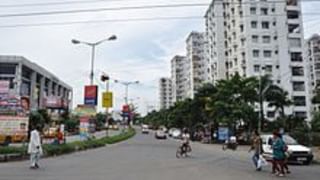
[0,128,135,157]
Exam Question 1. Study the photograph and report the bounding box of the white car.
[261,134,314,165]
[141,124,149,134]
[155,129,167,139]
[171,129,182,139]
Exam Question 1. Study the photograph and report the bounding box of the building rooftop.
[0,55,72,90]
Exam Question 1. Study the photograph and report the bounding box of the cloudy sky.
[0,0,319,115]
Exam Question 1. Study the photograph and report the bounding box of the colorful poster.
[0,80,9,94]
[102,92,113,108]
[79,116,90,139]
[218,127,229,141]
[45,96,62,108]
[0,116,29,136]
[84,85,98,106]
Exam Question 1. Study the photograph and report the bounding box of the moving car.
[155,129,167,139]
[171,129,182,139]
[261,134,314,165]
[141,124,149,134]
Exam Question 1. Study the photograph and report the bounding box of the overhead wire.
[0,3,209,18]
[0,0,319,8]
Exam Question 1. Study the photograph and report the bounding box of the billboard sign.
[218,127,229,141]
[122,104,130,113]
[0,81,10,94]
[102,92,113,108]
[45,96,62,108]
[84,85,98,106]
[0,116,29,136]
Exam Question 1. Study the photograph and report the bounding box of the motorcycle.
[176,143,192,158]
[222,136,238,151]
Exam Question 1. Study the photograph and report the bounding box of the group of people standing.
[249,130,290,177]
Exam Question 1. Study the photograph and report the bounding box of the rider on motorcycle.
[181,128,191,151]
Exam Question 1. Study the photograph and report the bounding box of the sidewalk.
[65,130,119,143]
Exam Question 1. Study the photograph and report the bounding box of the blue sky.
[0,0,319,115]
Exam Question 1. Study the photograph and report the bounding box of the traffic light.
[101,75,110,82]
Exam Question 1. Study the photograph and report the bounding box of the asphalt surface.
[0,130,319,180]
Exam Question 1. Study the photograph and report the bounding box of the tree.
[311,112,320,132]
[265,85,292,118]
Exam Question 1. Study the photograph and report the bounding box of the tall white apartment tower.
[186,31,211,98]
[159,77,173,109]
[171,55,190,103]
[205,0,311,121]
[306,34,320,111]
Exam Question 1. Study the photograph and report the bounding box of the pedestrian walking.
[272,131,286,177]
[28,125,43,169]
[249,130,263,171]
[280,134,291,174]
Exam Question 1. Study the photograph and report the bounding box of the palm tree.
[265,85,292,118]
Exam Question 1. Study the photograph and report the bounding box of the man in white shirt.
[28,126,43,169]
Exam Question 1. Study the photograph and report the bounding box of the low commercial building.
[0,56,72,115]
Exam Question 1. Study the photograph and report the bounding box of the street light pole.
[71,35,117,85]
[90,45,96,85]
[114,80,139,105]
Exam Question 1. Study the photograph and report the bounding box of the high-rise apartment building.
[186,31,211,98]
[205,0,311,120]
[159,77,173,109]
[306,34,320,111]
[171,55,190,102]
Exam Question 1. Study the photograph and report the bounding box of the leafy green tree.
[311,112,320,132]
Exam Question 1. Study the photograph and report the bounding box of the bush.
[0,128,136,158]
[0,146,27,155]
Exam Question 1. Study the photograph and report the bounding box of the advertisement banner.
[218,127,229,141]
[79,116,90,139]
[102,92,113,108]
[45,96,62,108]
[73,105,96,117]
[84,85,98,106]
[0,116,28,136]
[0,96,29,116]
[0,80,10,94]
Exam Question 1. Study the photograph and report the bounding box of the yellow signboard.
[102,92,113,108]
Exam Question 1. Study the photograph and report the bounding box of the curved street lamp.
[71,35,117,85]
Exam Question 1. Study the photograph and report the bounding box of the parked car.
[159,126,168,133]
[141,124,149,134]
[155,129,167,139]
[168,128,177,137]
[261,134,314,165]
[171,129,182,139]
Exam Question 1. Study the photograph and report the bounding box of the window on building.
[293,96,306,106]
[254,65,260,72]
[253,50,260,57]
[262,21,270,29]
[263,50,272,58]
[250,7,256,15]
[292,67,304,76]
[265,65,272,73]
[289,38,301,47]
[252,35,258,43]
[251,21,258,29]
[267,111,275,118]
[240,24,244,32]
[262,36,271,43]
[293,81,305,91]
[261,8,268,15]
[291,52,302,62]
[294,111,307,119]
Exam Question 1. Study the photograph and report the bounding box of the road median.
[0,128,135,162]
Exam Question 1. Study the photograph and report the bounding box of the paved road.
[0,130,319,180]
